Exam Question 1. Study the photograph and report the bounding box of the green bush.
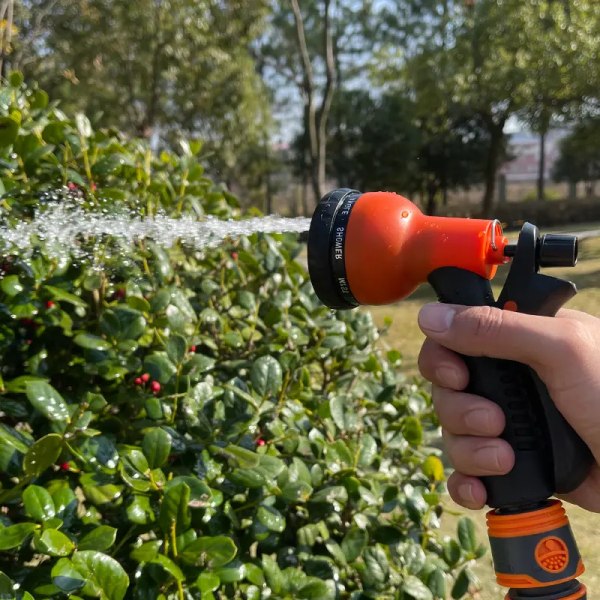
[0,76,484,599]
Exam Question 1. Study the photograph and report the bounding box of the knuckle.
[560,319,594,359]
[469,306,505,341]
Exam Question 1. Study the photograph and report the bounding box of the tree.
[261,0,369,209]
[553,119,600,198]
[514,1,600,200]
[326,89,488,213]
[327,90,421,193]
[11,0,271,183]
[374,0,600,216]
[263,0,337,207]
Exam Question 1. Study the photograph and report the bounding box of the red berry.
[67,182,78,191]
[115,288,126,300]
[59,462,70,471]
[189,345,196,353]
[46,300,55,309]
[134,377,142,385]
[150,381,161,394]
[257,439,266,447]
[90,182,97,191]
[231,252,239,261]
[141,373,150,383]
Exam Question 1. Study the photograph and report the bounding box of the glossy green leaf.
[130,540,162,563]
[181,535,237,567]
[166,334,187,364]
[220,444,259,468]
[451,568,470,599]
[298,579,333,599]
[142,427,171,468]
[23,433,63,476]
[457,517,477,553]
[0,571,13,596]
[74,333,112,351]
[26,381,70,423]
[150,554,184,581]
[215,561,245,583]
[262,555,285,594]
[0,116,18,146]
[52,558,86,594]
[341,527,368,562]
[35,528,75,556]
[78,526,117,551]
[402,416,423,446]
[75,113,92,137]
[143,352,177,383]
[71,550,129,600]
[442,539,461,567]
[257,505,286,533]
[159,481,191,534]
[427,569,447,599]
[44,285,87,307]
[0,274,23,296]
[23,485,56,521]
[127,494,156,525]
[80,472,124,505]
[363,546,389,585]
[250,355,282,396]
[197,572,220,593]
[0,523,38,550]
[310,485,348,504]
[403,575,433,600]
[357,433,377,467]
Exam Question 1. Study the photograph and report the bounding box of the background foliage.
[0,78,485,599]
[2,0,598,212]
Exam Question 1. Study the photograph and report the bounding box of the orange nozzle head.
[308,189,508,308]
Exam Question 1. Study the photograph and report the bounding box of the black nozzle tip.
[307,188,361,309]
[538,234,578,268]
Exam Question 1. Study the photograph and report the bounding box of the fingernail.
[419,304,456,333]
[458,482,475,504]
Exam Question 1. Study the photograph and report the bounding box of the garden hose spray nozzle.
[308,188,591,600]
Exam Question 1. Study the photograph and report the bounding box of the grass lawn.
[368,233,600,598]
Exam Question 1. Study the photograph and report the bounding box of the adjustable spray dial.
[308,189,592,600]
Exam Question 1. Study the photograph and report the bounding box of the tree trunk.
[537,130,546,201]
[0,0,14,79]
[586,181,594,198]
[481,119,506,217]
[426,181,438,215]
[315,0,336,202]
[301,153,309,215]
[290,0,336,205]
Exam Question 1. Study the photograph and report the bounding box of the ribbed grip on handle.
[428,267,553,507]
[427,267,592,508]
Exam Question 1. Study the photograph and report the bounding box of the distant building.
[500,129,569,182]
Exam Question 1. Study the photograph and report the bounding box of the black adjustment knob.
[538,234,578,268]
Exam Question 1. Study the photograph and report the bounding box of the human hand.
[417,303,600,512]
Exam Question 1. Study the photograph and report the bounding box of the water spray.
[307,188,592,600]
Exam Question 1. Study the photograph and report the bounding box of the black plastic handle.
[428,267,593,509]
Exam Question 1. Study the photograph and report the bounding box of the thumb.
[417,303,579,371]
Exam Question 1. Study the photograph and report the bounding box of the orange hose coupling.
[487,500,584,589]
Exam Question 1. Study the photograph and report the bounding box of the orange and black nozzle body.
[308,189,593,600]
